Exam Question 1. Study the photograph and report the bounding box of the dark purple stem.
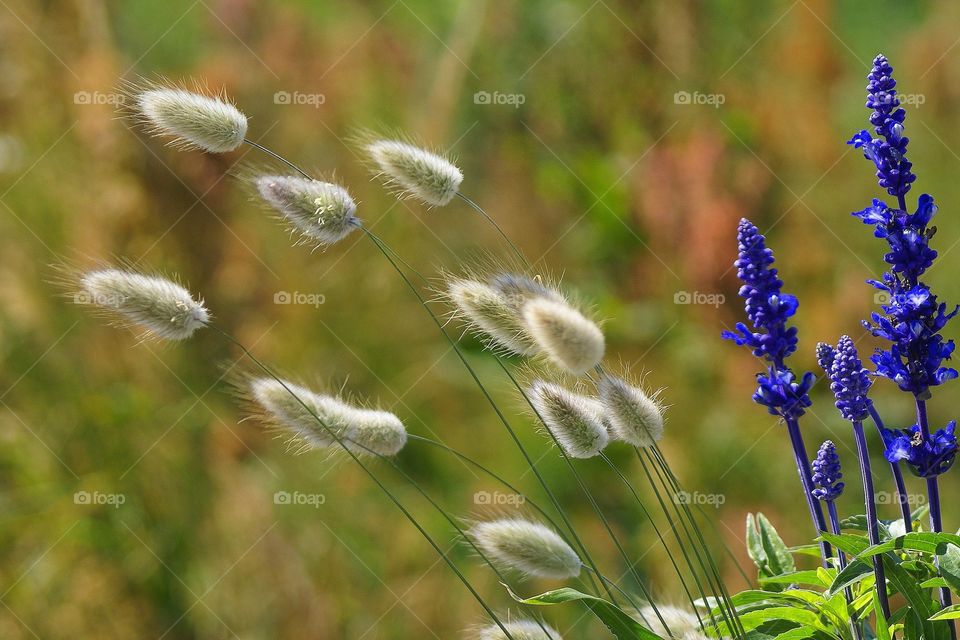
[828,501,863,640]
[868,405,912,530]
[917,398,956,639]
[785,418,831,565]
[853,420,891,618]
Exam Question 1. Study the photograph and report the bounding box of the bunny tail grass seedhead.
[248,378,406,456]
[599,375,664,447]
[476,620,563,640]
[528,380,608,458]
[254,175,360,247]
[77,268,209,341]
[133,84,247,153]
[365,138,463,206]
[448,278,538,355]
[522,299,605,375]
[633,604,702,640]
[468,518,581,580]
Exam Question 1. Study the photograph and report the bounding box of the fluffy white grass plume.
[448,278,538,355]
[254,175,360,247]
[249,378,407,456]
[599,375,664,447]
[133,85,247,153]
[468,518,581,579]
[476,620,563,640]
[522,299,605,375]
[78,268,209,341]
[528,381,608,458]
[365,139,463,206]
[633,604,704,640]
[447,272,563,356]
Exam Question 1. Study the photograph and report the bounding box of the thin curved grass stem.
[360,226,613,601]
[242,138,312,179]
[647,446,745,638]
[205,323,515,639]
[456,192,527,266]
[599,451,702,628]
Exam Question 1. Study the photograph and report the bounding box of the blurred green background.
[3,0,960,637]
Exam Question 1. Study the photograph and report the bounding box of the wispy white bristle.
[249,378,407,456]
[528,381,608,458]
[476,620,563,640]
[78,268,209,341]
[633,604,703,639]
[522,299,605,375]
[598,375,664,447]
[254,175,360,246]
[135,87,248,153]
[468,518,581,579]
[448,279,537,355]
[366,139,463,206]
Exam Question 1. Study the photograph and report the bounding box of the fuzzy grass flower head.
[132,83,248,153]
[522,298,604,375]
[248,377,407,456]
[476,620,562,640]
[365,138,463,206]
[598,375,664,447]
[446,272,563,356]
[468,518,581,580]
[77,268,209,341]
[527,380,608,458]
[254,175,360,247]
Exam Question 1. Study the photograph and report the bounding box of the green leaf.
[758,514,795,576]
[881,555,945,640]
[920,577,949,589]
[930,606,960,621]
[819,531,870,556]
[827,560,873,596]
[759,571,827,588]
[873,590,891,640]
[737,607,826,634]
[748,514,768,573]
[858,532,960,558]
[939,544,960,595]
[506,585,663,640]
[788,544,824,558]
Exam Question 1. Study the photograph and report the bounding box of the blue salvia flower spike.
[825,336,890,617]
[816,340,912,531]
[811,441,862,640]
[723,219,830,565]
[849,54,958,629]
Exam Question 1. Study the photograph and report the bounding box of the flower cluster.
[882,422,958,478]
[848,59,959,398]
[848,54,915,198]
[723,219,813,419]
[824,336,873,422]
[811,441,844,501]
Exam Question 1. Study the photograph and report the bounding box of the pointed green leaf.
[506,585,663,639]
[930,606,960,621]
[758,514,795,576]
